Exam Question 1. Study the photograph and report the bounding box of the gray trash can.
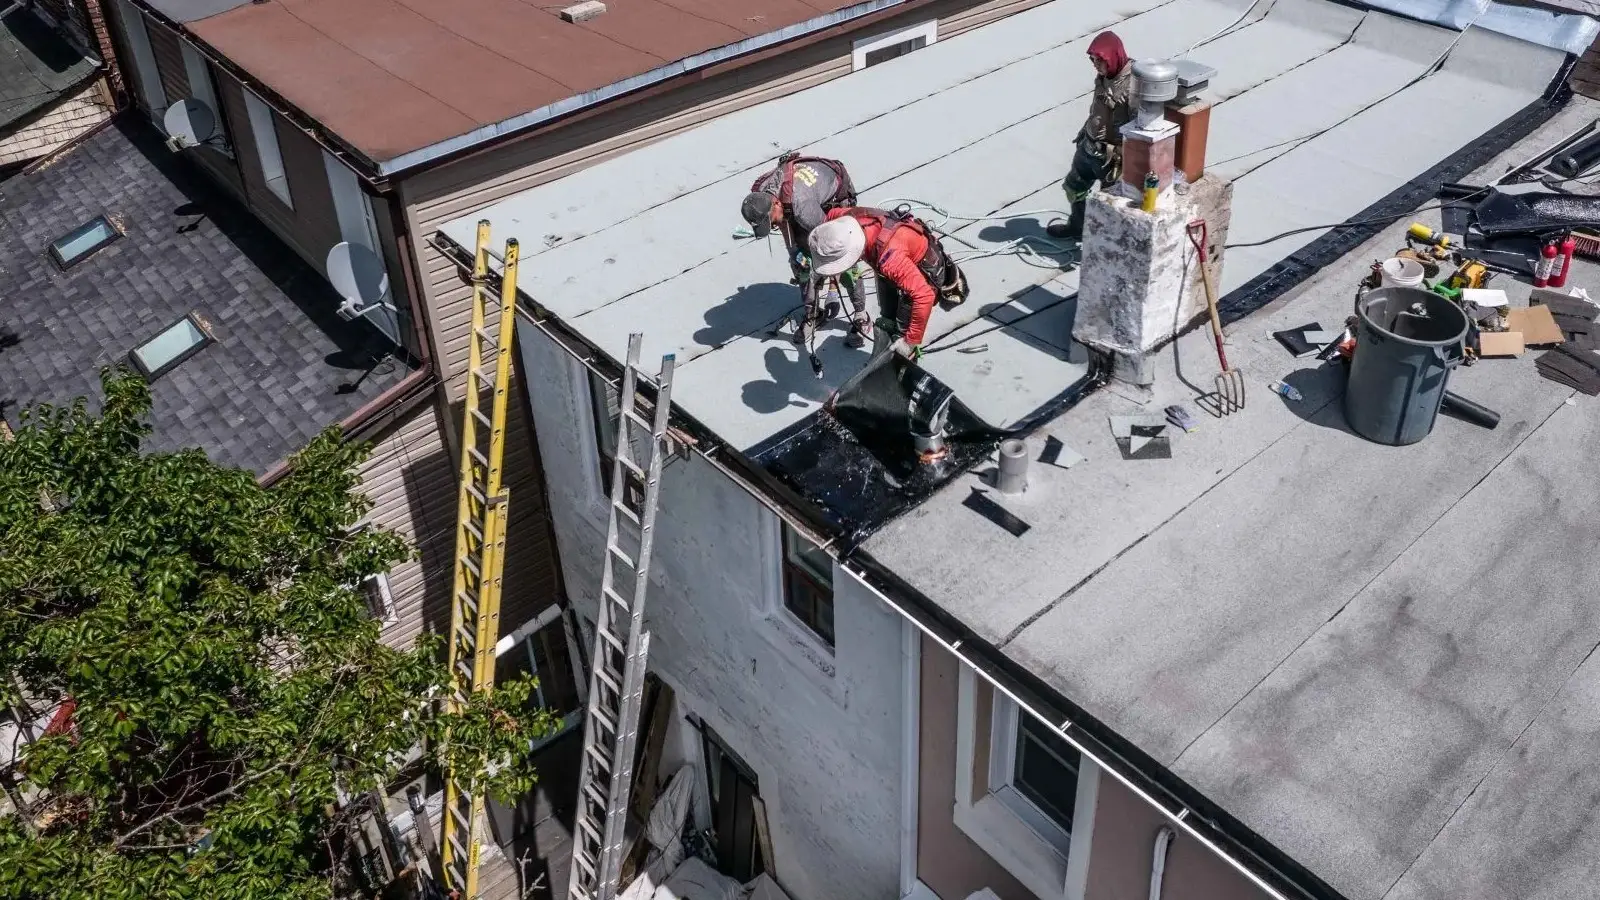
[1343,286,1469,446]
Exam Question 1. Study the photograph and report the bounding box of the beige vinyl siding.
[0,80,111,169]
[359,401,458,650]
[401,0,1050,395]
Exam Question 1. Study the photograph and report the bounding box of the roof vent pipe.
[1132,58,1179,129]
[996,439,1028,494]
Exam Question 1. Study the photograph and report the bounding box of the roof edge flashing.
[375,0,913,175]
[1358,0,1599,53]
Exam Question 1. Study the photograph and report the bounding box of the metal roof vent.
[1171,59,1218,106]
[560,1,606,22]
[1131,58,1179,128]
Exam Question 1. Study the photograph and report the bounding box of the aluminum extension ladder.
[568,334,676,900]
[439,220,520,899]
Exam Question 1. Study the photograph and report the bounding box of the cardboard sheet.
[1507,305,1565,346]
[1478,331,1526,357]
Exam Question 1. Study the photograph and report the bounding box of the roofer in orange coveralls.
[807,206,968,360]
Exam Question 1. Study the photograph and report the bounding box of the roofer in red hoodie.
[742,153,874,347]
[807,206,968,360]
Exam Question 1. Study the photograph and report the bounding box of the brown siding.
[400,0,1050,400]
[0,80,112,169]
[143,19,187,113]
[359,401,457,649]
[917,635,1036,900]
[1573,43,1600,100]
[1083,778,1272,900]
[215,72,342,277]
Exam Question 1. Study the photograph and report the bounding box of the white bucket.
[1379,257,1425,289]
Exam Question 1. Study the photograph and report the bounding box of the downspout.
[1150,826,1175,900]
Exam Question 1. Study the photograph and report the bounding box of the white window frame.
[323,150,402,344]
[953,666,1098,900]
[753,513,842,692]
[851,20,937,71]
[178,42,231,156]
[243,89,293,208]
[115,0,166,115]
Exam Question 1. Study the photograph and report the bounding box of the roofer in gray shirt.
[741,154,873,348]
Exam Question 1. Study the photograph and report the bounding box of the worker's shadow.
[694,281,801,350]
[974,218,1078,266]
[742,338,858,413]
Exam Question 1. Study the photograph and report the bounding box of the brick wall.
[1573,43,1600,100]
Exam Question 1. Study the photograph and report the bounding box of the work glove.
[891,338,921,360]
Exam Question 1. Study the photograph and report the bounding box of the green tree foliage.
[0,370,552,899]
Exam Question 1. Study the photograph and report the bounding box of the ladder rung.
[574,847,598,876]
[584,781,609,810]
[578,816,604,845]
[467,444,489,468]
[455,658,473,683]
[470,407,492,430]
[602,585,631,613]
[613,499,641,527]
[460,554,482,580]
[607,542,636,570]
[623,408,653,432]
[586,742,613,772]
[616,453,646,481]
[594,666,621,695]
[590,706,617,734]
[596,627,626,655]
[455,588,479,616]
[475,325,498,347]
[469,365,495,387]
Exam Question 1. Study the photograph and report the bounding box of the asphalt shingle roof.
[0,116,411,474]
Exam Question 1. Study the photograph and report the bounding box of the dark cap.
[741,191,776,237]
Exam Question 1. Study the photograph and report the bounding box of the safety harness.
[755,152,858,210]
[855,206,970,306]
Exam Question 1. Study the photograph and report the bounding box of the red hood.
[1088,31,1128,76]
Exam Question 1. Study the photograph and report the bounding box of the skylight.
[49,215,121,270]
[129,314,213,380]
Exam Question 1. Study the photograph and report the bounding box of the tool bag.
[867,206,970,307]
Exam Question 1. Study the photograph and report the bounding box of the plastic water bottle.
[1269,381,1303,402]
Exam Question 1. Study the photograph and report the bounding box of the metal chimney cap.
[1171,59,1217,87]
[1132,58,1180,104]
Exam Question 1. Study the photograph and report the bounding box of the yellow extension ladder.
[439,220,520,898]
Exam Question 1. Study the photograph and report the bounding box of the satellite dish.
[163,98,217,149]
[326,241,391,320]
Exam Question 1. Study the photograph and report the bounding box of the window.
[179,43,231,156]
[852,20,937,71]
[360,573,396,624]
[781,525,834,648]
[588,369,643,516]
[115,0,167,114]
[243,89,293,207]
[954,668,1098,900]
[990,698,1081,852]
[49,216,121,270]
[128,313,213,380]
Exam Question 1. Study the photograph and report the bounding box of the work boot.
[846,316,874,349]
[1045,200,1086,241]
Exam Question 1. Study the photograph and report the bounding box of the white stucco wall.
[517,324,907,900]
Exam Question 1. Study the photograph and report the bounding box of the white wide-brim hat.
[808,217,866,276]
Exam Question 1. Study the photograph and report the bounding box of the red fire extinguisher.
[1550,232,1577,289]
[1535,240,1558,288]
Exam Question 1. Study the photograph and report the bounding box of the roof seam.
[994,391,1331,649]
[1167,390,1576,769]
[630,0,759,39]
[510,0,1189,258]
[1377,634,1600,900]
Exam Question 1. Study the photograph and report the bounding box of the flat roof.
[175,0,877,169]
[0,117,413,475]
[432,0,1600,894]
[865,97,1600,900]
[439,0,1563,526]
